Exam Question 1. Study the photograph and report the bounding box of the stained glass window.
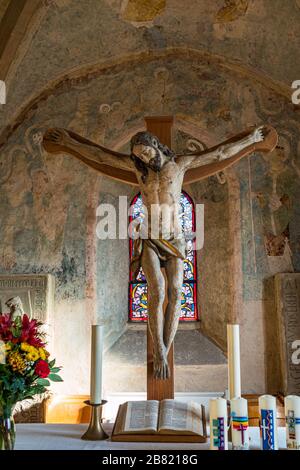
[129,191,198,321]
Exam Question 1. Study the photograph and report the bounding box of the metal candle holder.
[81,400,109,441]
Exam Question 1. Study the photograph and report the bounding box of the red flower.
[0,314,13,341]
[20,314,45,348]
[35,360,50,379]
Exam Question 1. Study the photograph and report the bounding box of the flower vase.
[0,406,16,450]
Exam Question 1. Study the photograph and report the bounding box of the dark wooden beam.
[145,116,175,401]
[144,116,173,148]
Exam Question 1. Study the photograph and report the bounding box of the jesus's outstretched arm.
[177,126,270,171]
[43,128,134,171]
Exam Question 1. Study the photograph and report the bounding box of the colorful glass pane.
[129,191,198,321]
[181,282,196,318]
[129,282,148,320]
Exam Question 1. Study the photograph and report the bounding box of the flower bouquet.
[0,313,62,450]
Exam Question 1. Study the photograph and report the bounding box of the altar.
[14,424,287,451]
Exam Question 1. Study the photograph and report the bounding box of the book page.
[123,400,159,433]
[158,400,203,435]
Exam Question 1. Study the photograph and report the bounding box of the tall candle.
[230,397,249,450]
[227,324,241,399]
[259,395,278,450]
[90,324,104,404]
[284,395,300,450]
[209,397,228,450]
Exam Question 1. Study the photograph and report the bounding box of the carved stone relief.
[275,273,300,395]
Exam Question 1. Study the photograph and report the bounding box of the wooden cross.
[145,116,175,401]
[43,115,277,401]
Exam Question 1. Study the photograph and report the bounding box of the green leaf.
[48,374,63,382]
[36,378,50,386]
[50,367,61,373]
[48,359,55,368]
[29,386,45,396]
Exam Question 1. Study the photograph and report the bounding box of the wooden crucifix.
[145,116,175,400]
[42,117,277,400]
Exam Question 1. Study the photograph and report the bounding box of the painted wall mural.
[215,0,249,23]
[121,0,166,23]
[2,0,300,139]
[0,52,299,353]
[0,107,91,300]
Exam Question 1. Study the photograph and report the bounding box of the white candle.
[90,324,104,404]
[284,395,300,450]
[227,324,241,399]
[209,397,228,450]
[259,395,278,450]
[230,397,249,450]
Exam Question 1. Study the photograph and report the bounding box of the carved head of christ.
[130,131,175,182]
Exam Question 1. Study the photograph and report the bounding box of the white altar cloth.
[15,424,287,450]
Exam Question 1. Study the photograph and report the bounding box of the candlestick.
[90,324,104,404]
[259,395,278,450]
[209,397,228,450]
[230,397,249,450]
[227,324,241,399]
[81,400,108,441]
[284,395,300,450]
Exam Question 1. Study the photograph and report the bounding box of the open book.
[112,400,207,442]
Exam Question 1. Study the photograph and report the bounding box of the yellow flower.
[38,348,46,360]
[8,351,26,374]
[5,343,11,352]
[20,342,30,352]
[26,349,39,362]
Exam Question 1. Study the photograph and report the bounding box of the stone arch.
[0,47,295,150]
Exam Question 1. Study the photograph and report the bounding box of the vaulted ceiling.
[0,0,300,136]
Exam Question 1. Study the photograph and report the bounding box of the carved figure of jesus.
[43,124,276,380]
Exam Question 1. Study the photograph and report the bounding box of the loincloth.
[131,236,186,279]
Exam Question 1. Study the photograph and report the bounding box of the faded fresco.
[2,1,300,132]
[215,1,249,23]
[0,55,299,343]
[0,119,88,300]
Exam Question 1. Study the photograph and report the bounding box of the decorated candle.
[259,395,278,450]
[227,324,241,399]
[209,397,228,450]
[284,395,300,450]
[90,324,104,404]
[230,397,249,450]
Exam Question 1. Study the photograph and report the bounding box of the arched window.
[129,191,198,321]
